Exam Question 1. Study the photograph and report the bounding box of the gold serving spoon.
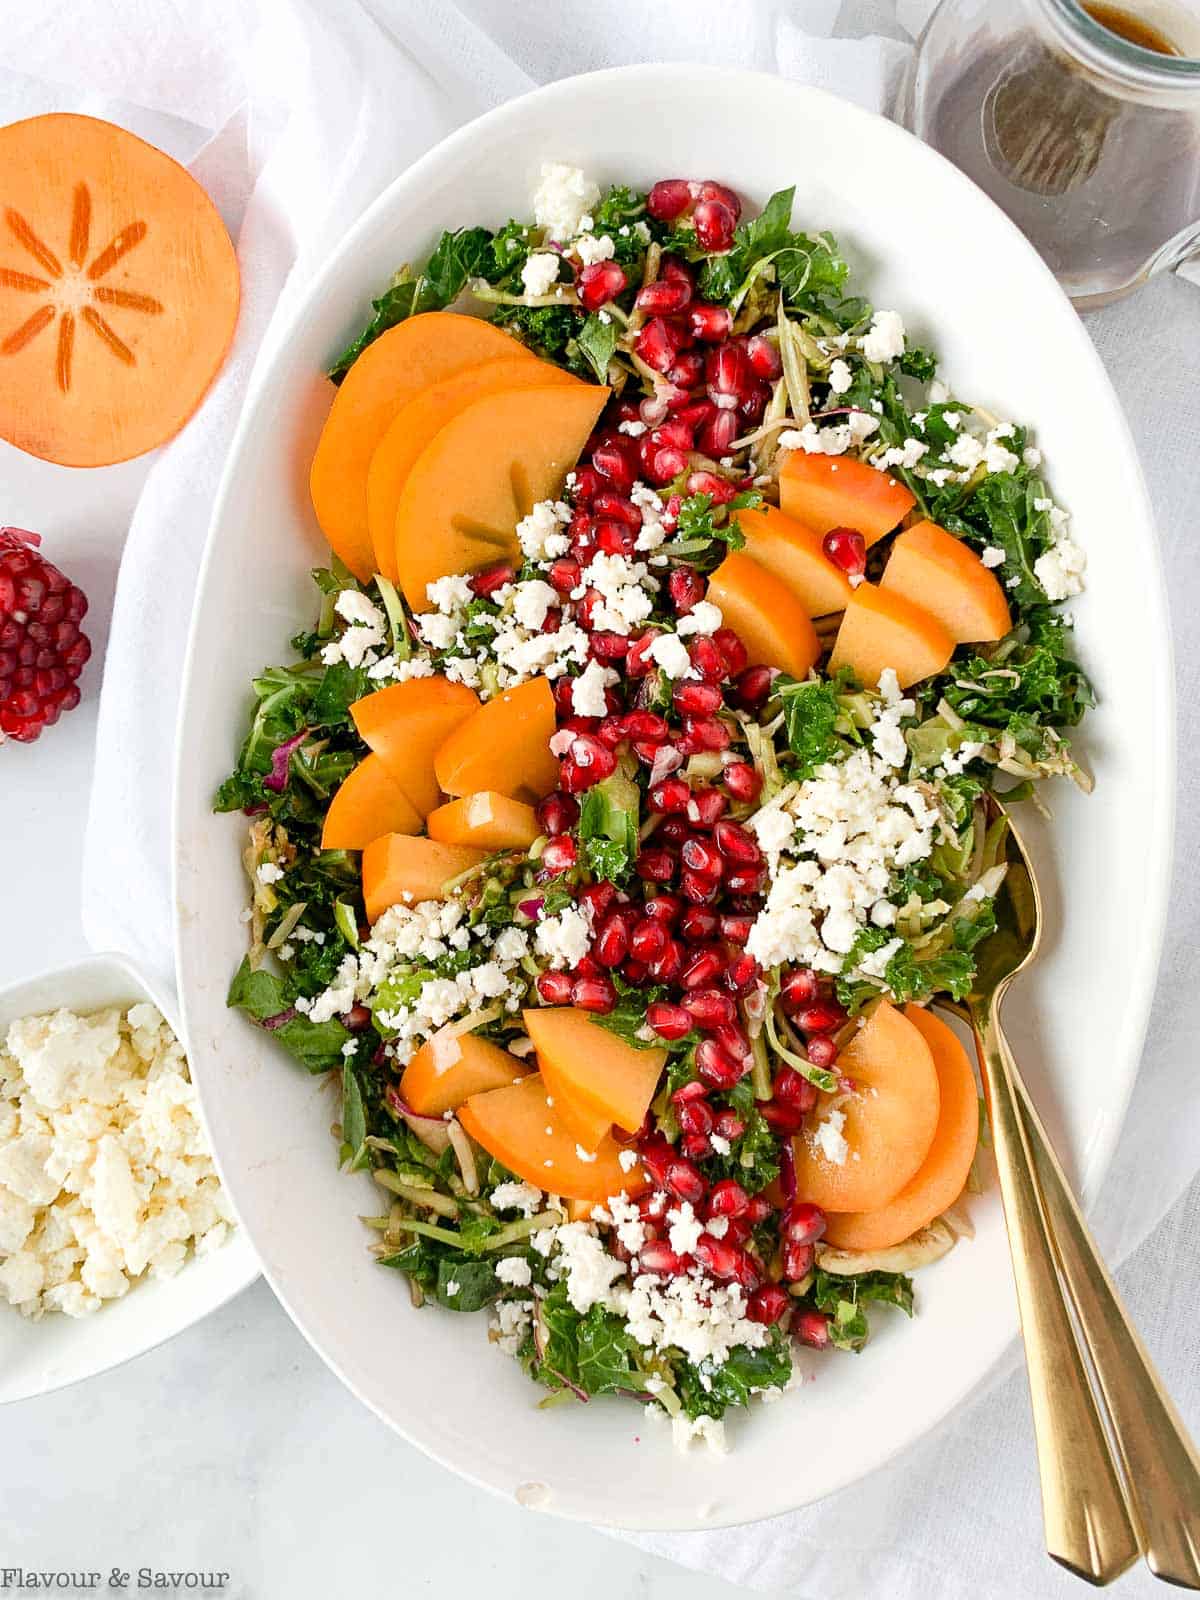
[961,797,1200,1586]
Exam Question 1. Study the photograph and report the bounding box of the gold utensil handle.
[974,997,1140,1584]
[1013,1073,1200,1588]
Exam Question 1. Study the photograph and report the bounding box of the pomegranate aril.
[590,632,631,666]
[780,968,820,1012]
[740,381,770,424]
[638,1239,684,1275]
[567,734,618,787]
[760,1099,808,1134]
[673,680,723,716]
[636,277,691,315]
[732,1250,762,1292]
[695,180,741,219]
[713,818,760,864]
[745,334,783,380]
[680,870,720,906]
[595,519,635,558]
[625,631,660,677]
[783,1240,816,1284]
[578,259,627,310]
[685,788,726,829]
[713,627,749,677]
[688,303,733,343]
[795,1000,848,1035]
[647,179,693,221]
[822,526,867,576]
[721,761,761,804]
[714,1022,752,1063]
[695,1037,743,1090]
[782,1202,827,1247]
[636,317,683,375]
[664,1157,707,1205]
[680,948,724,991]
[572,975,616,1013]
[698,408,741,457]
[678,905,719,941]
[793,1309,832,1349]
[572,464,603,504]
[647,445,687,486]
[668,350,706,389]
[646,1000,692,1041]
[672,1080,709,1106]
[707,1178,749,1219]
[667,566,706,616]
[688,636,725,683]
[680,835,722,877]
[648,937,685,983]
[773,1065,818,1112]
[731,663,774,712]
[806,1035,840,1071]
[468,563,515,597]
[724,864,765,894]
[677,1098,715,1137]
[724,953,760,994]
[693,199,737,252]
[594,916,629,968]
[636,846,676,884]
[714,1109,746,1141]
[537,970,574,1004]
[657,817,690,845]
[747,1285,790,1326]
[535,792,579,836]
[579,881,617,921]
[684,716,731,753]
[680,1132,712,1161]
[684,988,736,1028]
[648,776,690,815]
[643,892,682,925]
[540,835,578,873]
[694,1232,740,1279]
[591,443,635,492]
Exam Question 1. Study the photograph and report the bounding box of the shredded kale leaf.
[675,1329,792,1419]
[776,678,842,778]
[578,773,640,884]
[575,311,619,383]
[227,957,350,1072]
[530,1282,646,1399]
[808,1268,915,1353]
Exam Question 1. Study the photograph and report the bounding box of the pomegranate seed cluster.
[0,527,90,744]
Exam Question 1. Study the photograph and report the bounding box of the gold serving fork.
[957,797,1200,1586]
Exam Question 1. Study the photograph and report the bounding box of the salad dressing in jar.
[899,0,1200,305]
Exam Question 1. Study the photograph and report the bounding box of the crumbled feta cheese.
[0,1004,234,1318]
[811,1107,849,1165]
[860,309,906,364]
[511,578,558,632]
[574,1144,598,1164]
[490,1181,543,1217]
[981,546,1005,568]
[1035,536,1087,601]
[827,357,853,394]
[514,499,572,562]
[874,437,928,471]
[618,1148,640,1173]
[533,162,600,242]
[571,657,615,718]
[618,418,648,437]
[647,632,692,679]
[490,1297,534,1355]
[574,233,616,266]
[321,589,388,669]
[495,1256,533,1288]
[666,1202,704,1256]
[521,251,561,297]
[576,552,658,636]
[672,1413,729,1455]
[534,906,592,971]
[675,600,723,637]
[256,862,284,886]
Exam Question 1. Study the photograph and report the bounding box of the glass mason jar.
[898,0,1200,305]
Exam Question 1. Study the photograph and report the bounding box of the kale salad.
[217,164,1091,1452]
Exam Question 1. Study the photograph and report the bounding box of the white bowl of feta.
[172,65,1172,1527]
[0,953,258,1405]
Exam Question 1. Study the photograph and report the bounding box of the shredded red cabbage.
[263,728,309,792]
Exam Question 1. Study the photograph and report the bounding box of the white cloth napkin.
[5,0,1191,1590]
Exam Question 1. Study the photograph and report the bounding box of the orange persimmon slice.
[310,312,531,581]
[321,752,422,851]
[400,1029,531,1117]
[361,834,487,925]
[366,356,577,581]
[705,551,821,678]
[880,520,1012,644]
[734,504,854,618]
[433,676,560,802]
[823,1006,979,1251]
[351,675,480,819]
[524,1006,666,1147]
[792,999,940,1213]
[426,790,541,851]
[0,113,239,467]
[827,581,955,690]
[778,453,915,546]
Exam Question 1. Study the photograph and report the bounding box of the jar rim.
[1043,0,1200,82]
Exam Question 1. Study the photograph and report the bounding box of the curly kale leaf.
[675,1329,792,1419]
[227,957,350,1073]
[809,1268,914,1352]
[944,611,1093,733]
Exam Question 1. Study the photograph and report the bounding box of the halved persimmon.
[351,675,480,818]
[0,113,239,467]
[705,551,820,678]
[827,581,954,690]
[880,520,1012,644]
[433,676,559,802]
[310,312,530,581]
[321,752,422,851]
[426,790,541,851]
[823,1006,979,1251]
[361,834,486,924]
[523,1006,666,1148]
[457,1074,649,1204]
[400,1029,531,1117]
[778,452,915,545]
[734,505,854,617]
[792,999,940,1213]
[366,356,577,581]
[394,384,609,609]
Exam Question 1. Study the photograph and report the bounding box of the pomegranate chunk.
[646,1000,692,1040]
[693,199,737,253]
[0,528,91,743]
[578,260,627,311]
[822,526,867,576]
[647,179,693,221]
[572,975,617,1013]
[793,1309,832,1349]
[747,1285,791,1326]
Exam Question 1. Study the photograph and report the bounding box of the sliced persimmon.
[426,790,541,852]
[310,312,530,581]
[705,551,820,678]
[434,676,559,802]
[823,1006,979,1251]
[0,113,239,467]
[321,752,422,851]
[734,505,853,617]
[827,581,954,690]
[880,520,1012,643]
[351,676,480,818]
[367,356,577,581]
[362,834,486,924]
[457,1074,649,1204]
[793,999,940,1213]
[778,453,915,545]
[524,1006,667,1146]
[394,384,609,609]
[400,1029,531,1117]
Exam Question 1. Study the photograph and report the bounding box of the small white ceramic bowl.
[0,952,258,1405]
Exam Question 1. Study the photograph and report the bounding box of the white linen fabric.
[2,0,1193,1591]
